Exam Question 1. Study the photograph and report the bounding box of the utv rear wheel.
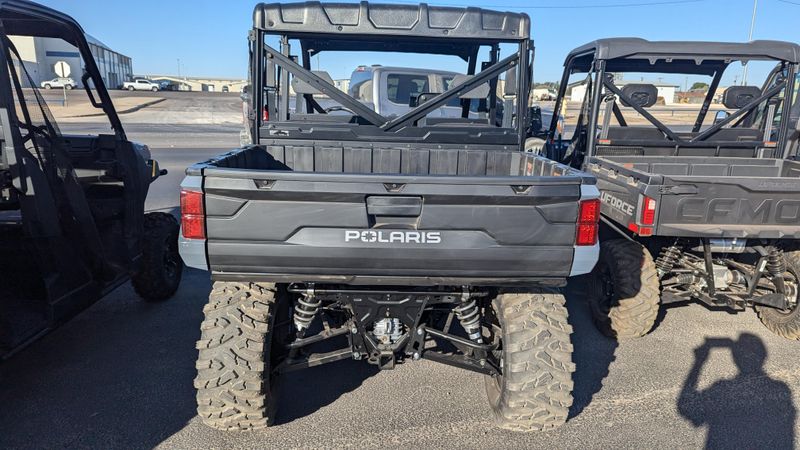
[587,239,660,339]
[484,289,575,432]
[131,212,182,301]
[195,282,283,430]
[757,250,800,340]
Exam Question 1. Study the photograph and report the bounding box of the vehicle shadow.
[274,357,379,425]
[564,275,618,420]
[0,268,209,449]
[677,333,796,450]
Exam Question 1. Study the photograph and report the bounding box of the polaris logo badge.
[600,192,635,216]
[345,230,442,244]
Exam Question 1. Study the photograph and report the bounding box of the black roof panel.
[567,38,800,64]
[254,2,530,42]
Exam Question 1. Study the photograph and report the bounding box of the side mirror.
[714,110,730,125]
[409,92,439,108]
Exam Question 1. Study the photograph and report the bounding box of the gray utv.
[182,2,599,432]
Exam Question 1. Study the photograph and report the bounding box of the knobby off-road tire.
[757,250,800,340]
[131,212,183,301]
[195,282,281,430]
[587,239,660,340]
[485,289,575,432]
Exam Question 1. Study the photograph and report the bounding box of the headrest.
[292,71,334,95]
[722,86,761,109]
[450,74,490,99]
[620,84,658,108]
[503,68,517,96]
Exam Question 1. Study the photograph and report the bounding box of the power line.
[391,0,706,9]
[777,0,800,5]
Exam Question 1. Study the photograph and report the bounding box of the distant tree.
[690,82,710,91]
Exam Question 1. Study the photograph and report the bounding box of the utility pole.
[742,0,757,85]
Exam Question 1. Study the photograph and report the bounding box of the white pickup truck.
[122,78,159,91]
[345,65,491,118]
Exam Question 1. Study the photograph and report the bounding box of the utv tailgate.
[196,160,595,285]
[589,156,800,239]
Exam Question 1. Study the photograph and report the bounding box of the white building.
[9,34,132,89]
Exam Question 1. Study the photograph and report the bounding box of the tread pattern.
[485,289,575,432]
[588,239,660,340]
[131,212,182,301]
[757,250,800,340]
[195,282,276,430]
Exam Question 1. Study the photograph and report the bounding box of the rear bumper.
[205,238,575,286]
[210,272,566,287]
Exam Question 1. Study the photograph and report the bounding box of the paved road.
[0,124,798,449]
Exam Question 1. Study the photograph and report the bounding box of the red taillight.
[577,199,600,246]
[262,107,269,122]
[641,196,656,226]
[180,189,205,239]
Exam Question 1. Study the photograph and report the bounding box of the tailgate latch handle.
[366,196,423,217]
[658,185,698,195]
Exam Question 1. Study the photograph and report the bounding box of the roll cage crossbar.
[255,40,527,131]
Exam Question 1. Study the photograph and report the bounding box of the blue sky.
[38,0,800,85]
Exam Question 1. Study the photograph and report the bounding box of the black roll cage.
[548,44,799,160]
[248,2,533,150]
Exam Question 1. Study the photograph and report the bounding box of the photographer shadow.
[678,333,795,449]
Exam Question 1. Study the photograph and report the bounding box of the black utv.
[539,38,800,340]
[0,0,182,358]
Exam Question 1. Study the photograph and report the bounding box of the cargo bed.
[183,145,599,285]
[588,156,800,238]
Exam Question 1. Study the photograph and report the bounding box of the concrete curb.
[72,97,167,118]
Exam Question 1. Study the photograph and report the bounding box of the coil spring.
[293,293,321,332]
[454,298,482,342]
[767,248,786,276]
[655,245,681,277]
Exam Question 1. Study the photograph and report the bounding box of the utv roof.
[253,1,530,42]
[0,0,86,39]
[565,38,800,75]
[569,38,800,64]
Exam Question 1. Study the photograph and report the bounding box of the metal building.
[9,33,132,89]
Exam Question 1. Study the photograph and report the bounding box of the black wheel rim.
[163,235,180,279]
[596,262,616,315]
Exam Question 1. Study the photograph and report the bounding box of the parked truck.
[543,38,800,340]
[0,0,182,358]
[181,1,599,432]
[122,78,159,91]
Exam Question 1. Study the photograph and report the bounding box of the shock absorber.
[655,244,682,278]
[767,247,787,294]
[293,283,321,334]
[454,286,482,343]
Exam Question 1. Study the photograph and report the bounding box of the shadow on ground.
[0,269,209,449]
[678,333,796,449]
[564,277,618,419]
[274,358,379,426]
